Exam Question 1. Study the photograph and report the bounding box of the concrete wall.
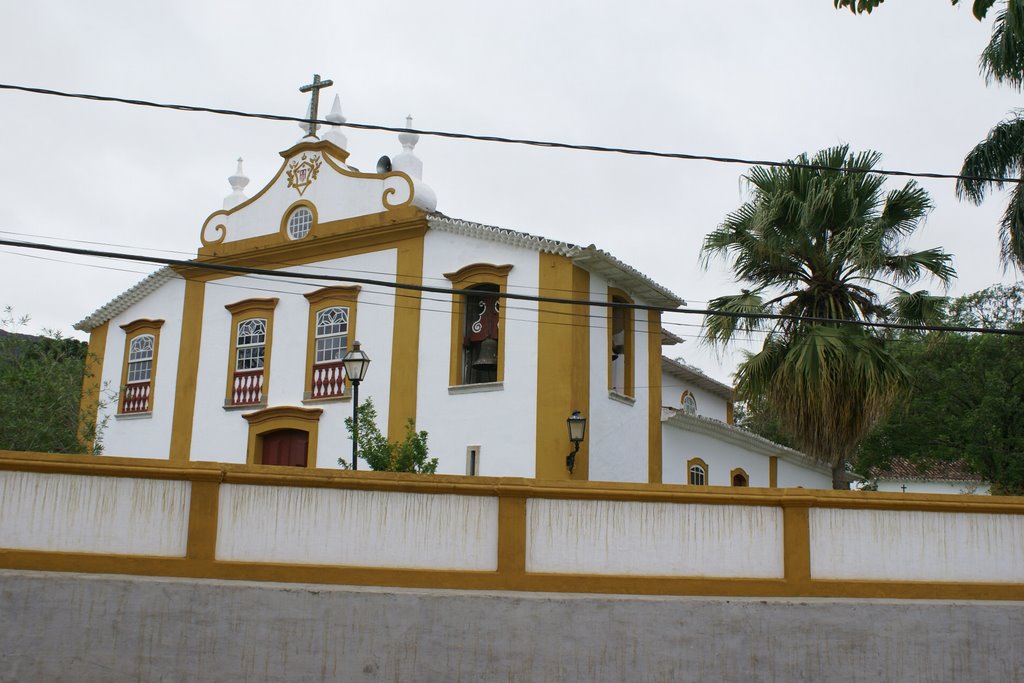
[1,570,1021,683]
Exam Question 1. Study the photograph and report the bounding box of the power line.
[3,236,1023,337]
[1,82,1019,185]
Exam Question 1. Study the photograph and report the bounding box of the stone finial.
[398,115,419,152]
[391,115,436,211]
[323,94,349,150]
[223,157,250,209]
[392,116,423,179]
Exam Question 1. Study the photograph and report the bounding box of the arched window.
[681,391,697,415]
[225,298,279,407]
[315,307,349,363]
[687,457,708,486]
[444,264,512,387]
[608,289,635,397]
[463,284,500,384]
[127,335,154,384]
[731,468,749,487]
[311,306,349,399]
[118,319,163,415]
[303,287,360,401]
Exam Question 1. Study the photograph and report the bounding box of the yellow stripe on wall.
[535,254,589,480]
[169,279,207,463]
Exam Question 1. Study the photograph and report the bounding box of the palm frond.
[887,290,949,326]
[881,249,956,286]
[998,177,1024,267]
[980,2,1024,89]
[957,112,1024,203]
[703,292,769,346]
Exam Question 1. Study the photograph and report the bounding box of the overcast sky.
[0,0,1020,382]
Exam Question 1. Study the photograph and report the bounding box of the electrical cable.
[2,237,1022,337]
[0,82,1019,185]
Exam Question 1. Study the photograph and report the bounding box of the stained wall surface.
[1,570,1021,683]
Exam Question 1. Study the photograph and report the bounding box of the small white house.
[864,458,990,495]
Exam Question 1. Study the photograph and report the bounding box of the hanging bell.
[472,338,499,370]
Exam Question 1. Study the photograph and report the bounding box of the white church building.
[75,86,831,488]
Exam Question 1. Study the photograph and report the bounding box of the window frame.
[444,263,513,387]
[242,405,323,468]
[731,468,749,487]
[224,298,279,408]
[279,200,318,242]
[607,288,635,398]
[118,319,164,415]
[681,390,698,415]
[687,457,709,486]
[303,286,361,401]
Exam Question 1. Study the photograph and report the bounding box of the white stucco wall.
[811,507,1024,582]
[526,498,784,578]
[660,377,729,422]
[98,276,186,459]
[188,250,398,466]
[587,273,651,484]
[216,484,498,570]
[776,456,833,489]
[0,470,189,556]
[662,425,773,487]
[416,231,540,477]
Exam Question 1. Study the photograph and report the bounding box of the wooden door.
[261,429,309,467]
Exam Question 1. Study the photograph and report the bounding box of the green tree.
[0,308,109,453]
[703,146,955,488]
[834,0,997,19]
[835,0,1024,268]
[339,397,438,474]
[857,284,1024,494]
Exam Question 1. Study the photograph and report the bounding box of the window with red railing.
[121,334,154,413]
[310,306,348,399]
[231,318,267,405]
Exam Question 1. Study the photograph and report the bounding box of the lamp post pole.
[351,376,360,470]
[341,341,371,471]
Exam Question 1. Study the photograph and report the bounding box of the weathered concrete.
[0,570,1021,682]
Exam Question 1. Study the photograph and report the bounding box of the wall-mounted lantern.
[566,410,587,474]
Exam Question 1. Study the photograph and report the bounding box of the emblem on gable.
[286,153,323,196]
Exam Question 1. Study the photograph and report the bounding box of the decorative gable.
[199,139,432,255]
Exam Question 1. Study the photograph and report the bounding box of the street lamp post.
[341,341,371,470]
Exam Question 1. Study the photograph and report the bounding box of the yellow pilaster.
[169,279,206,463]
[77,322,108,452]
[535,254,589,480]
[387,235,424,442]
[647,310,663,484]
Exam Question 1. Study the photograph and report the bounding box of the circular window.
[286,206,313,240]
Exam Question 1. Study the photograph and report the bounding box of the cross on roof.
[299,74,334,138]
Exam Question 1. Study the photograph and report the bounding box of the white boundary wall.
[216,484,499,570]
[526,498,784,577]
[0,470,189,556]
[811,507,1024,582]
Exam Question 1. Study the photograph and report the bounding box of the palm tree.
[958,1,1024,268]
[703,146,956,488]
